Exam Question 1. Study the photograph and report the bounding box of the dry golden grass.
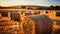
[0,15,60,34]
[0,19,19,34]
[51,21,60,34]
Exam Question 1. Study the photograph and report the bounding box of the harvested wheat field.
[0,15,60,34]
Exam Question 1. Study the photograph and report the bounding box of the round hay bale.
[21,17,35,34]
[21,15,52,34]
[10,12,20,22]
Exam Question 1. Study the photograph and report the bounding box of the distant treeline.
[0,5,60,10]
[32,5,60,10]
[43,5,60,10]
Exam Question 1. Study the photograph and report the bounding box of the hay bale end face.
[21,17,35,34]
[21,15,52,34]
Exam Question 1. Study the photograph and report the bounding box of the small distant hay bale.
[24,12,32,16]
[21,15,52,34]
[10,12,20,22]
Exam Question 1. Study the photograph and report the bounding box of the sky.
[0,0,60,7]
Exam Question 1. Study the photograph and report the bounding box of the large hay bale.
[21,15,52,34]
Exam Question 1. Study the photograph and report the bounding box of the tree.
[55,6,60,10]
[49,5,54,10]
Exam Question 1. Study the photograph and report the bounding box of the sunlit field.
[0,0,60,34]
[0,9,60,34]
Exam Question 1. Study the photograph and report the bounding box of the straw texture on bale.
[21,17,35,34]
[0,20,19,34]
[21,15,52,34]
